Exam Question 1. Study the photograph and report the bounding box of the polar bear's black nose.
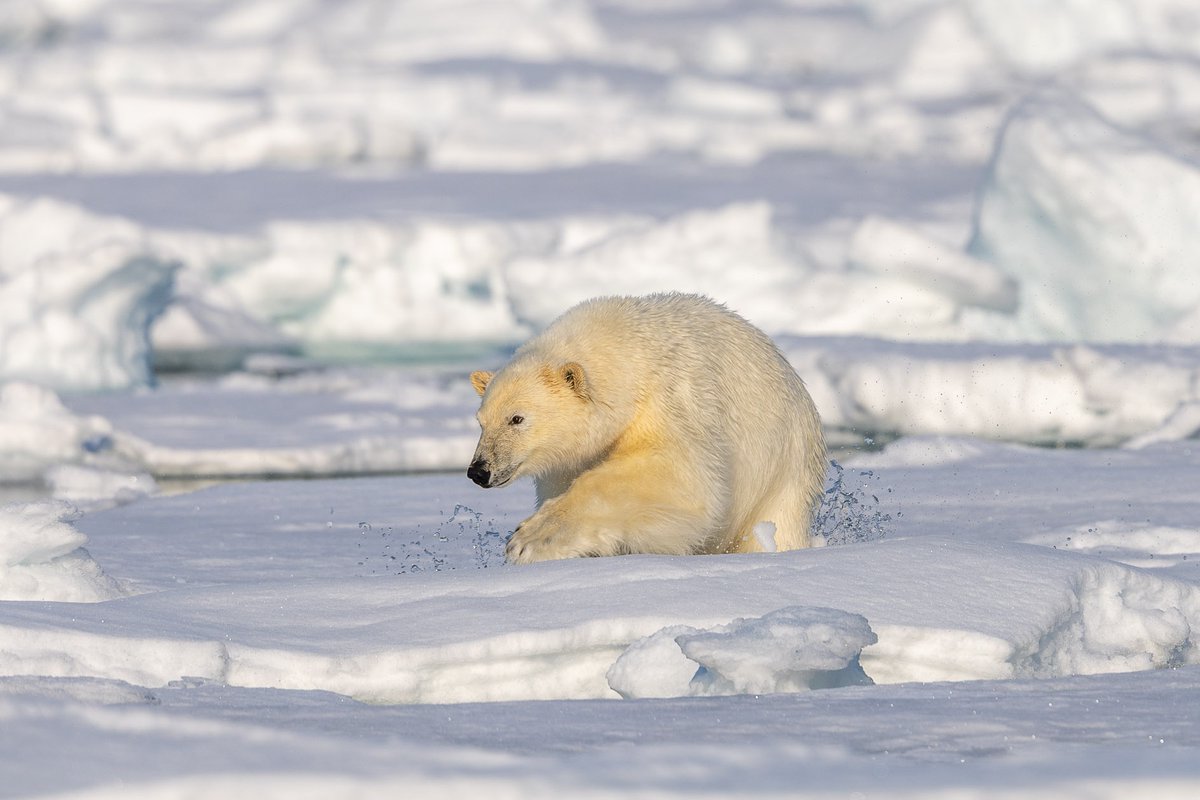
[467,460,491,487]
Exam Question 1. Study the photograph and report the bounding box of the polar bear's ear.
[561,362,589,400]
[470,370,493,396]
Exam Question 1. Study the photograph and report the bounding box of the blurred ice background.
[0,1,1197,478]
[2,0,1199,494]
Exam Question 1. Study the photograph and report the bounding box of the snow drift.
[0,502,125,602]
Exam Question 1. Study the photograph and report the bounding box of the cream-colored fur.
[468,293,826,564]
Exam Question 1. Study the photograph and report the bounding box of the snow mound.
[209,219,531,348]
[45,465,157,511]
[0,191,1063,392]
[607,606,876,699]
[174,202,988,361]
[504,203,803,331]
[1125,403,1200,450]
[970,93,1200,343]
[1,533,1196,702]
[0,502,126,602]
[0,383,117,483]
[0,196,176,390]
[1017,559,1199,677]
[847,215,1017,313]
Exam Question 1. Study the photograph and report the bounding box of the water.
[813,460,898,547]
[355,503,507,576]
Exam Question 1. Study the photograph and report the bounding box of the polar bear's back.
[529,293,804,412]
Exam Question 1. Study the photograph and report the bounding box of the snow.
[3,0,1200,795]
[847,215,1018,313]
[2,444,1197,706]
[0,197,175,391]
[609,606,877,698]
[1,441,1200,794]
[792,339,1200,448]
[0,501,126,602]
[0,382,116,483]
[964,0,1200,73]
[970,92,1200,343]
[6,100,1200,389]
[0,2,1199,392]
[45,464,157,511]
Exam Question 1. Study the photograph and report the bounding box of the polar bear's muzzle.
[467,459,491,487]
[468,456,518,488]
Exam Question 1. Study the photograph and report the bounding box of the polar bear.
[468,293,826,564]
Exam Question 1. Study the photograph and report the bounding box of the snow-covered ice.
[4,0,1200,795]
[1,441,1200,794]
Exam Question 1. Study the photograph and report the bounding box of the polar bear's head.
[467,361,592,488]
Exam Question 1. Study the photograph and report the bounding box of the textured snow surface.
[3,442,1199,704]
[0,198,175,391]
[1,441,1200,795]
[5,532,1193,702]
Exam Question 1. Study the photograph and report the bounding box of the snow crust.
[45,465,157,511]
[788,339,1200,448]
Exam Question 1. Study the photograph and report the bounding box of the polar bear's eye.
[509,415,525,426]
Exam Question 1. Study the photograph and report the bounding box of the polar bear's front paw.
[505,517,617,564]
